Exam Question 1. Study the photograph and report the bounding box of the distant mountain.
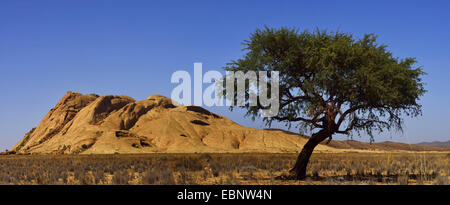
[323,140,449,152]
[416,141,450,149]
[265,129,449,152]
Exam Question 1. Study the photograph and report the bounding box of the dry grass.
[0,153,448,185]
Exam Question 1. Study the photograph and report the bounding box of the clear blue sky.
[1,0,449,151]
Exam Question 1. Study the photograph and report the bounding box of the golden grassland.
[0,153,448,185]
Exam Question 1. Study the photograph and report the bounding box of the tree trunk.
[290,129,331,180]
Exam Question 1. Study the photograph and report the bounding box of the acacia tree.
[225,27,426,179]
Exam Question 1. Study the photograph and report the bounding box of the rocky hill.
[9,92,337,154]
[7,92,448,155]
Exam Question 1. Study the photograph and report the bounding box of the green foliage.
[225,26,426,141]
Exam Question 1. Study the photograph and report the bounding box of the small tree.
[225,27,426,179]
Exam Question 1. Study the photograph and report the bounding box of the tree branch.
[273,115,324,128]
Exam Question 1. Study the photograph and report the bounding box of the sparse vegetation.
[0,153,447,185]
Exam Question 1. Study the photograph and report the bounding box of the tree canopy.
[225,27,426,142]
